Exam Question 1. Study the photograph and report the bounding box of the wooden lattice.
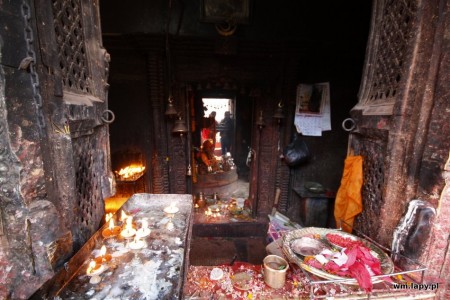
[353,135,387,238]
[366,0,417,103]
[72,129,105,242]
[360,0,418,114]
[52,0,91,94]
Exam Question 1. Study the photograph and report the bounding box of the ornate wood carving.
[0,2,74,296]
[50,0,108,105]
[250,96,280,218]
[12,0,115,254]
[147,52,170,193]
[167,87,188,194]
[355,0,418,115]
[352,130,388,239]
[350,3,450,286]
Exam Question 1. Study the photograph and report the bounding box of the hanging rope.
[166,0,173,97]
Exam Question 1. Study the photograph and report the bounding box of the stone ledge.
[193,221,268,238]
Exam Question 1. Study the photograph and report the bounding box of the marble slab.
[47,194,193,300]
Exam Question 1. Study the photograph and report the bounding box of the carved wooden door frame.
[349,0,449,281]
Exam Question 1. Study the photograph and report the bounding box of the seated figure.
[197,139,220,174]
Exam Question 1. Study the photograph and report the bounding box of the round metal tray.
[282,227,394,284]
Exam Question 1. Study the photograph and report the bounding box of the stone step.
[193,221,268,238]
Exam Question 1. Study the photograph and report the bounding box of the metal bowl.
[290,236,328,256]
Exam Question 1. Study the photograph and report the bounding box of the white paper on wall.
[294,114,323,136]
[294,82,331,136]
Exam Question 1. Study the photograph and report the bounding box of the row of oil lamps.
[195,198,242,219]
[86,203,179,278]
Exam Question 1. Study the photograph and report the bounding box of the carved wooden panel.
[147,53,170,194]
[351,133,387,239]
[71,126,106,242]
[52,0,91,94]
[356,0,418,115]
[38,0,112,247]
[167,86,188,194]
[349,0,444,252]
[252,101,279,218]
[51,0,107,105]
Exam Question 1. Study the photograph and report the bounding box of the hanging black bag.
[283,133,311,167]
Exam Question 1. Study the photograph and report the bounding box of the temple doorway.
[201,98,232,156]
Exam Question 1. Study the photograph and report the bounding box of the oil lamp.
[95,245,112,264]
[86,260,105,276]
[128,235,146,250]
[164,202,179,214]
[120,216,136,238]
[136,219,151,238]
[102,217,121,238]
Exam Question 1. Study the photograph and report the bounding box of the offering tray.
[282,227,394,285]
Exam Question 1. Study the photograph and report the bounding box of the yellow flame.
[124,216,134,233]
[109,218,114,230]
[121,211,128,222]
[100,245,107,257]
[126,216,133,227]
[87,260,96,273]
[105,213,113,222]
[117,165,145,179]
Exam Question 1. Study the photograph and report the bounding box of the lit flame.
[105,213,113,222]
[100,245,107,257]
[123,216,134,235]
[204,208,220,218]
[117,164,145,179]
[109,218,114,230]
[121,211,127,222]
[126,216,133,227]
[87,260,96,274]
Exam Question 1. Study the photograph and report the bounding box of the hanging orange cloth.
[334,155,363,233]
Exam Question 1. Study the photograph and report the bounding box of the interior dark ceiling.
[99,0,373,54]
[99,0,373,91]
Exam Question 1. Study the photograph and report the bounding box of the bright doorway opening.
[202,98,232,155]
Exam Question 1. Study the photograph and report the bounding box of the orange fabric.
[334,155,363,233]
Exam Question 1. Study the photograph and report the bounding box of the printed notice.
[294,114,323,136]
[295,82,331,136]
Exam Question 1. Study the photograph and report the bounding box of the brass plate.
[282,227,394,284]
